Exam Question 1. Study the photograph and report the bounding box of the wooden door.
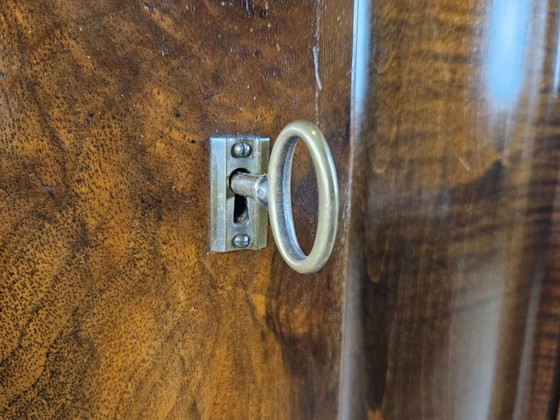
[0,1,352,418]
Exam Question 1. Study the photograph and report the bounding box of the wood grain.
[342,0,560,418]
[0,0,353,418]
[535,182,560,419]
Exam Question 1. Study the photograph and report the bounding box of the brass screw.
[232,234,250,248]
[231,142,252,158]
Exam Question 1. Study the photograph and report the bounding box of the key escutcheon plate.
[208,135,269,252]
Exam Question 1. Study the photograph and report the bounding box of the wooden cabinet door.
[342,0,560,419]
[0,1,352,418]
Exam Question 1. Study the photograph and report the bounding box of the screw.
[231,142,252,158]
[232,233,250,248]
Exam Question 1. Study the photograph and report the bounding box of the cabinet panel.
[0,1,353,418]
[343,0,560,418]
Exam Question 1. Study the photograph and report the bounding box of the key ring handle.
[268,120,339,274]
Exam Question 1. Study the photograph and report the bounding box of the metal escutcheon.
[209,120,339,274]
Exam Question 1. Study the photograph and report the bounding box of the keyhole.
[231,169,249,224]
[233,194,248,224]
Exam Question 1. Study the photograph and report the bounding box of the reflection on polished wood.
[0,1,352,418]
[343,0,560,418]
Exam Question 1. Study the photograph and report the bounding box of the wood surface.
[0,0,353,418]
[342,0,560,419]
[4,0,560,418]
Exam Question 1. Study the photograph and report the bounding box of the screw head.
[232,233,251,248]
[231,142,252,158]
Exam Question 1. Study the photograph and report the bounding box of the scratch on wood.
[454,152,472,172]
[313,45,323,91]
[313,1,322,123]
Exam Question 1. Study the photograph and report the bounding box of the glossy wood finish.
[342,0,560,418]
[0,1,353,418]
[534,188,560,418]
